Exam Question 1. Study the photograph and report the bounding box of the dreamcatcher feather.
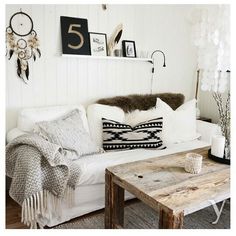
[6,10,41,84]
[108,23,123,56]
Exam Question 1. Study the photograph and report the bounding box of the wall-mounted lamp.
[149,50,166,94]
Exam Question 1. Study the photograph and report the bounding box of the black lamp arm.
[149,50,166,73]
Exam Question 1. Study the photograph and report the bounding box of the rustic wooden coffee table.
[105,147,230,229]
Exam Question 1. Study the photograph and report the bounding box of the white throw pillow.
[156,98,200,144]
[87,104,125,148]
[125,98,200,145]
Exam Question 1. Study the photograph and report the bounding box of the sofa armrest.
[197,120,221,144]
[6,128,27,143]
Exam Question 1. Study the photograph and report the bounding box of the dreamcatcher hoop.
[9,11,34,37]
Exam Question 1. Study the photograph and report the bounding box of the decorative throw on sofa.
[102,117,166,150]
[6,133,81,228]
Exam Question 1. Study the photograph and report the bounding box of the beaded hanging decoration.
[6,10,41,83]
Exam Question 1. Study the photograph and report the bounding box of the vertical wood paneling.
[6,4,198,132]
[66,5,79,105]
[6,5,23,129]
[44,5,57,106]
[77,5,89,105]
[31,5,46,107]
[87,5,99,102]
[55,5,68,105]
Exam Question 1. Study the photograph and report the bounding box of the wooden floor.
[5,193,135,229]
[6,194,28,229]
[6,194,102,229]
[6,194,230,229]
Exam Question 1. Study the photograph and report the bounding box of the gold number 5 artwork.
[61,16,90,55]
[67,24,84,49]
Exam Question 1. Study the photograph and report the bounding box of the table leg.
[159,208,184,229]
[105,169,125,229]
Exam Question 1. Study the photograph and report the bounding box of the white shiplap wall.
[6,4,197,131]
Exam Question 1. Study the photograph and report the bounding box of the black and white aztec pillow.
[102,117,166,151]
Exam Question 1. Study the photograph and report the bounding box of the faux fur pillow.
[33,109,100,159]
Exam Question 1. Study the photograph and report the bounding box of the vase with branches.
[212,91,230,159]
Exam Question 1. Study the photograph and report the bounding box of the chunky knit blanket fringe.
[6,134,81,229]
[21,187,74,229]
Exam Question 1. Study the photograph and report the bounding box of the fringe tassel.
[21,186,75,229]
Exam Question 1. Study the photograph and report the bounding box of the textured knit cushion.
[34,109,100,158]
[102,117,166,151]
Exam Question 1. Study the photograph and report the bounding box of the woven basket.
[184,153,203,174]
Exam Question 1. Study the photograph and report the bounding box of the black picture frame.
[60,16,90,55]
[122,40,136,58]
[89,32,108,56]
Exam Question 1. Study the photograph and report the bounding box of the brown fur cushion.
[96,93,185,113]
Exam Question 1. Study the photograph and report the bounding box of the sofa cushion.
[125,98,200,145]
[102,117,166,151]
[34,109,100,159]
[156,98,200,144]
[87,104,125,148]
[76,140,210,186]
[17,105,89,133]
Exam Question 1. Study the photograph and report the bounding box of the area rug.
[54,199,230,229]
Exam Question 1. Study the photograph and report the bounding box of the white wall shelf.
[62,54,153,63]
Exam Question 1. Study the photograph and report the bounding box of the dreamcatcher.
[6,9,41,83]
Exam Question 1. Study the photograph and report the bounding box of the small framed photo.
[122,40,136,58]
[89,32,108,56]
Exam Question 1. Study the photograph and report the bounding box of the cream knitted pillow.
[34,109,100,159]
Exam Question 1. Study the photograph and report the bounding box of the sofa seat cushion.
[75,139,209,186]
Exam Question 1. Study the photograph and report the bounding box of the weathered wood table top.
[105,147,230,229]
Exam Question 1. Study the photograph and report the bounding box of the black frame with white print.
[89,32,108,56]
[122,40,136,58]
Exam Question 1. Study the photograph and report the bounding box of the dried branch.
[212,91,231,158]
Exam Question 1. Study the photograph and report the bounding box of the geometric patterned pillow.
[102,117,166,151]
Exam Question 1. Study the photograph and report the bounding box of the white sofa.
[6,103,220,227]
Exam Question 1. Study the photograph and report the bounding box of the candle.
[185,153,203,174]
[211,135,225,158]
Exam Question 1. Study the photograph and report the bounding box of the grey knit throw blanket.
[6,133,81,228]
